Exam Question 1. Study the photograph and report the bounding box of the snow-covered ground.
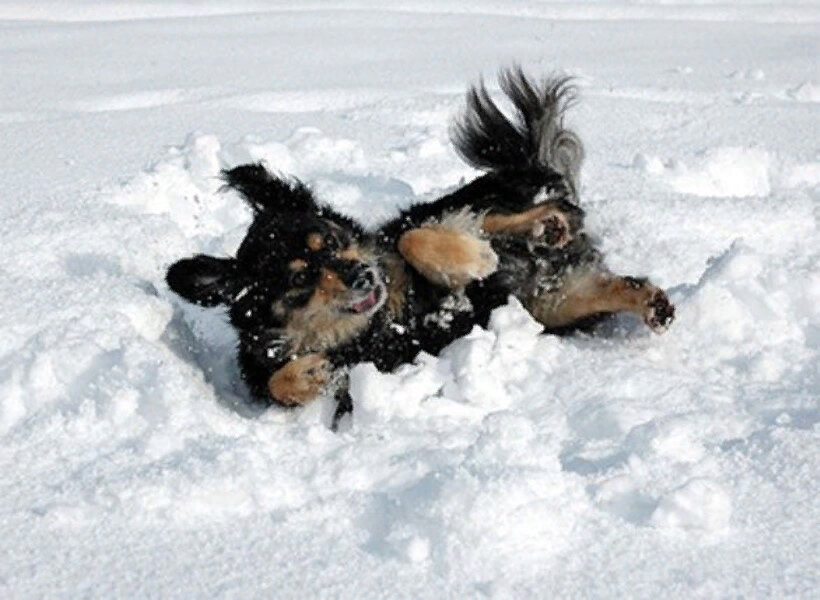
[1,1,818,597]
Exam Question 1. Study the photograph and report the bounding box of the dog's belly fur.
[495,234,604,328]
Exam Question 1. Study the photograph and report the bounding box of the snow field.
[0,3,818,597]
[5,117,816,595]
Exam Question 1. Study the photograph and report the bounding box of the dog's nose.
[349,265,376,291]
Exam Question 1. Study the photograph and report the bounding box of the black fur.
[166,255,240,308]
[450,66,580,177]
[220,163,317,215]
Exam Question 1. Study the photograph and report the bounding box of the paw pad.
[533,213,571,248]
[645,291,675,333]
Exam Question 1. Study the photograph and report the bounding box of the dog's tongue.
[352,289,378,313]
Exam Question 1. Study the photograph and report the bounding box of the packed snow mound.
[348,298,555,426]
[677,241,817,368]
[635,147,772,197]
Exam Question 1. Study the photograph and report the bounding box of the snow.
[640,146,773,198]
[651,478,733,532]
[1,1,818,598]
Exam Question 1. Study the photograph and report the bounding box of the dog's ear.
[166,255,242,307]
[222,163,317,215]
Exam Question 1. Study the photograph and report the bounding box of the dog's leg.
[482,203,573,248]
[398,222,498,289]
[529,271,675,333]
[268,353,330,406]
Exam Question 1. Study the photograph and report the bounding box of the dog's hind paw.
[484,204,573,248]
[532,211,572,248]
[644,290,675,333]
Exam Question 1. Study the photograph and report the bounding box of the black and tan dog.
[166,67,675,415]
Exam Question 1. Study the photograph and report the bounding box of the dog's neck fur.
[284,308,373,355]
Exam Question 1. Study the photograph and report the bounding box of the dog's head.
[166,164,388,353]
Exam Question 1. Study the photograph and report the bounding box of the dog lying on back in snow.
[165,67,674,414]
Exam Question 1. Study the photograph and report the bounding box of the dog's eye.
[324,233,340,251]
[283,289,313,308]
[290,271,310,287]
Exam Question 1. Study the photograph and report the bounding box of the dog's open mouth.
[349,285,384,314]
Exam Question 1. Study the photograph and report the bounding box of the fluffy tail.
[451,66,584,195]
[221,162,316,214]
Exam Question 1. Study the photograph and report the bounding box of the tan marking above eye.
[306,232,324,251]
[337,245,362,261]
[315,268,346,297]
[289,258,308,271]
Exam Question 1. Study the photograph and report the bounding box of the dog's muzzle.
[345,265,386,315]
[348,264,378,292]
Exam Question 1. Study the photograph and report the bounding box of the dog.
[166,67,675,419]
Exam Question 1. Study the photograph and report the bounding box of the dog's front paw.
[268,353,331,406]
[644,290,675,333]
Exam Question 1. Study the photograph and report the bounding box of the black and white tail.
[451,66,584,196]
